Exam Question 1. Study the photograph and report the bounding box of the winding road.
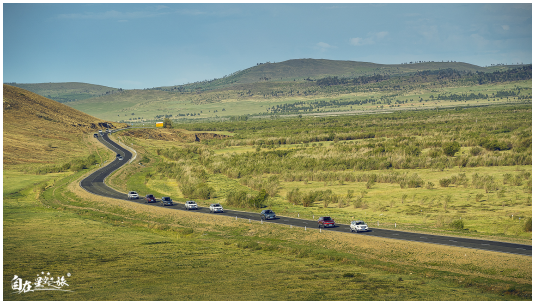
[81,129,532,257]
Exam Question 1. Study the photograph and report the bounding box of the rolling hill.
[5,82,117,103]
[157,59,516,91]
[3,84,127,167]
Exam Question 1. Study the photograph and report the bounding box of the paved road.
[80,130,532,257]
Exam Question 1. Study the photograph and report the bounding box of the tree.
[163,118,173,129]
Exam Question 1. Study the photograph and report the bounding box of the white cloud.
[502,25,510,31]
[316,42,337,52]
[350,31,388,46]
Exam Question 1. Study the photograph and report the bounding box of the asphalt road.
[80,130,532,257]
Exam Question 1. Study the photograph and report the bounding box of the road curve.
[80,130,532,257]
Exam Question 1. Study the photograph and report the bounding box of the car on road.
[260,209,276,220]
[318,216,335,228]
[161,197,173,206]
[350,220,369,232]
[127,191,139,200]
[209,203,224,213]
[185,200,198,210]
[145,194,156,203]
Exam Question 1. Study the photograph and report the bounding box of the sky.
[3,2,533,89]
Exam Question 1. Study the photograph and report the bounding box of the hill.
[5,82,117,103]
[3,84,127,167]
[157,59,517,91]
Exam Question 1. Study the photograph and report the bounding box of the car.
[318,216,335,228]
[127,191,138,200]
[185,200,198,210]
[145,194,156,203]
[161,197,173,206]
[209,203,224,213]
[260,209,276,220]
[116,153,123,160]
[350,220,369,232]
[93,133,99,138]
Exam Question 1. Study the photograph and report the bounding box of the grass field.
[3,81,531,300]
[3,167,532,300]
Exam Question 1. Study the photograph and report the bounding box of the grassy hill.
[5,82,117,103]
[157,59,519,91]
[63,63,531,122]
[3,84,126,169]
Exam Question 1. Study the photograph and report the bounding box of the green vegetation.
[107,104,531,243]
[3,60,532,300]
[54,61,530,122]
[7,82,117,103]
[4,165,532,300]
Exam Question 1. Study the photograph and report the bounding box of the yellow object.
[156,122,163,128]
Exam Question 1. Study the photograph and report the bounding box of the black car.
[161,197,173,206]
[260,209,276,220]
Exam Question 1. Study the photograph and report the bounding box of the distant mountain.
[6,59,525,99]
[5,82,117,103]
[157,59,508,91]
[3,84,126,165]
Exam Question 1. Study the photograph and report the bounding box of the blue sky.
[3,3,532,89]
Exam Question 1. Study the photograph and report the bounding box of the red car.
[318,216,335,228]
[145,194,156,203]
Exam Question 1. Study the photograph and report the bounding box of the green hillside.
[5,82,117,103]
[63,63,531,122]
[156,59,521,92]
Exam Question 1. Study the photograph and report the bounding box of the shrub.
[442,141,461,157]
[469,146,482,156]
[449,219,465,230]
[439,178,451,187]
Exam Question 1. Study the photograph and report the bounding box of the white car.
[185,200,198,210]
[209,203,224,213]
[350,220,369,232]
[127,191,139,200]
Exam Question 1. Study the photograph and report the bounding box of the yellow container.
[156,122,164,128]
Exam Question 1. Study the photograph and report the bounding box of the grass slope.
[3,84,126,169]
[6,82,117,103]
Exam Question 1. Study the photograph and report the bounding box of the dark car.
[260,209,276,220]
[145,194,156,203]
[318,216,335,228]
[161,197,173,206]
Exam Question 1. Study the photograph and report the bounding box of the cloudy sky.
[3,3,532,89]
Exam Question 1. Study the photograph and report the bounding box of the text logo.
[11,272,72,294]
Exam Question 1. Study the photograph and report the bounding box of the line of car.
[127,191,225,212]
[126,192,370,232]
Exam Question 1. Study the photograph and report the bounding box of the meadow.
[106,104,531,243]
[3,81,531,300]
[3,165,532,300]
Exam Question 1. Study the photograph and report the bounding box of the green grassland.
[4,165,532,300]
[63,66,531,122]
[3,61,532,300]
[105,104,531,244]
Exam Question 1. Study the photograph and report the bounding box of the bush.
[469,146,482,156]
[439,178,451,187]
[443,141,461,157]
[449,219,465,230]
